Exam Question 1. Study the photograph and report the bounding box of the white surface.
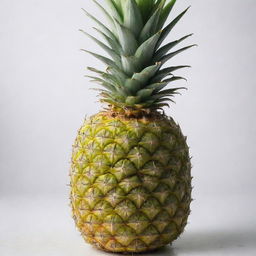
[1,194,256,256]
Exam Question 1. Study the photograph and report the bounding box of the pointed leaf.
[150,72,173,83]
[82,9,117,43]
[159,45,196,65]
[157,65,191,76]
[146,76,185,92]
[164,76,187,82]
[82,49,120,70]
[135,31,161,65]
[101,98,118,106]
[93,27,123,54]
[156,7,190,49]
[132,63,161,84]
[152,96,175,103]
[135,0,155,22]
[101,90,126,101]
[151,65,190,83]
[155,76,187,92]
[158,0,176,29]
[154,0,167,10]
[87,67,122,86]
[114,20,138,55]
[145,81,169,92]
[87,66,105,75]
[80,30,121,64]
[126,96,141,105]
[105,0,123,22]
[143,99,156,106]
[107,66,128,83]
[156,87,186,96]
[121,55,140,76]
[123,0,143,37]
[152,102,170,108]
[136,88,154,100]
[86,75,117,92]
[154,34,193,61]
[139,8,161,43]
[125,79,142,94]
[92,0,116,29]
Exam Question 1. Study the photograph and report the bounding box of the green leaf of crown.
[82,0,194,111]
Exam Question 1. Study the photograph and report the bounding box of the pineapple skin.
[70,112,192,253]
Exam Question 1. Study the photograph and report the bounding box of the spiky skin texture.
[70,113,192,253]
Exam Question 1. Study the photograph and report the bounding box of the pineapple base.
[70,112,192,253]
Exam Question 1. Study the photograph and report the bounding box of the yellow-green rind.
[70,112,192,253]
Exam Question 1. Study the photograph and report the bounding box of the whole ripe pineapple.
[70,0,194,253]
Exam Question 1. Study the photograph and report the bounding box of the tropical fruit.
[70,0,194,253]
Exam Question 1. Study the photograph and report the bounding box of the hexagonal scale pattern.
[70,113,192,253]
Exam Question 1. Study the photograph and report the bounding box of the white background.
[1,0,256,255]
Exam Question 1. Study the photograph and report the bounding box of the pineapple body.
[71,113,191,253]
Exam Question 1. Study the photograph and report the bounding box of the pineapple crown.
[81,0,195,115]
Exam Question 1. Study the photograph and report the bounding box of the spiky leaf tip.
[82,0,194,113]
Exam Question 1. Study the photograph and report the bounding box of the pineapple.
[70,0,194,253]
